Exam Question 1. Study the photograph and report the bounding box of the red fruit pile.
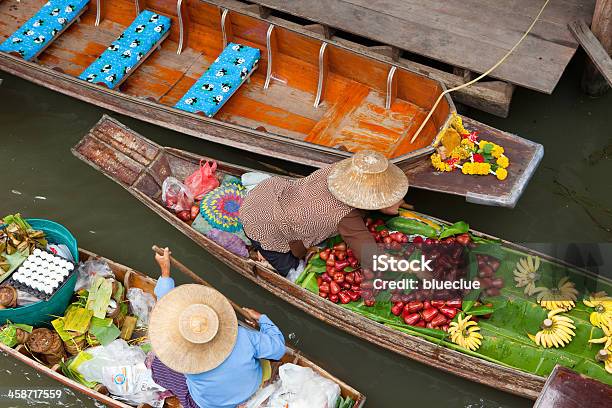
[391,299,462,331]
[476,254,504,297]
[317,243,364,304]
[365,218,408,251]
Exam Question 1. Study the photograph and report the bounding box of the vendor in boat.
[240,150,409,277]
[148,248,286,408]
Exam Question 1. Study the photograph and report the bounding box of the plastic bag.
[127,288,156,327]
[263,363,340,408]
[47,244,74,262]
[75,259,114,292]
[162,177,194,212]
[241,172,271,193]
[206,229,249,257]
[77,339,166,407]
[184,160,219,200]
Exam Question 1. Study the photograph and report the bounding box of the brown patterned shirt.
[240,166,375,263]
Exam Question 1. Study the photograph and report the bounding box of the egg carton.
[7,248,76,301]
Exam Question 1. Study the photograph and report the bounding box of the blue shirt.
[154,277,286,408]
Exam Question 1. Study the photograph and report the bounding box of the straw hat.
[148,284,238,374]
[328,150,409,210]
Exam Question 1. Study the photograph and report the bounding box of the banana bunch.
[513,255,541,296]
[589,320,612,349]
[583,292,612,328]
[528,308,576,348]
[448,314,482,351]
[595,348,612,374]
[535,277,578,312]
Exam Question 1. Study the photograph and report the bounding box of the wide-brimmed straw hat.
[148,284,238,374]
[328,150,409,210]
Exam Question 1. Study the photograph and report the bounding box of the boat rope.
[410,0,551,144]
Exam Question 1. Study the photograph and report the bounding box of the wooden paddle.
[151,245,258,328]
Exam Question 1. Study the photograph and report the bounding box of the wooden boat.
[73,116,612,400]
[0,247,366,408]
[0,0,542,207]
[534,365,612,408]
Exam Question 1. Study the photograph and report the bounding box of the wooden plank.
[240,0,595,93]
[534,365,612,408]
[569,20,612,87]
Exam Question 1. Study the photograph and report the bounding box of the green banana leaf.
[86,277,113,319]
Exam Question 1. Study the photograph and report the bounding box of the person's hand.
[243,308,262,323]
[155,247,171,278]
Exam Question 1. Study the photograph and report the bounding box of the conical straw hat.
[148,284,238,374]
[328,150,409,210]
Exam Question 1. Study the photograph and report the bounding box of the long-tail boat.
[72,116,612,400]
[0,0,541,207]
[0,247,366,408]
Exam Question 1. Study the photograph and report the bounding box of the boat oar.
[151,245,258,328]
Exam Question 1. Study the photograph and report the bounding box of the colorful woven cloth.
[0,0,89,61]
[78,10,170,89]
[174,42,260,117]
[199,183,246,233]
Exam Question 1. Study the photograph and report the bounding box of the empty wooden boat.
[0,247,366,408]
[72,116,612,400]
[0,0,542,207]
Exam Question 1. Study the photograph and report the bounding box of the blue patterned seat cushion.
[0,0,89,61]
[78,10,170,89]
[174,43,260,117]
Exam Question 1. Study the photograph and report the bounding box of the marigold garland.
[431,114,510,181]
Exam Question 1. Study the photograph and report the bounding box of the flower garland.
[430,114,510,181]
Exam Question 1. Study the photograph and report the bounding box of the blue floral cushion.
[78,10,170,89]
[174,43,260,117]
[0,0,89,61]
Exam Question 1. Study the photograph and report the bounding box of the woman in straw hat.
[149,248,286,408]
[240,150,409,277]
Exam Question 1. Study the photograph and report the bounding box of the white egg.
[33,248,41,256]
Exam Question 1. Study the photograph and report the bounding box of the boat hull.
[0,247,365,408]
[71,115,562,399]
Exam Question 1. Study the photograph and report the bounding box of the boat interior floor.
[0,0,435,156]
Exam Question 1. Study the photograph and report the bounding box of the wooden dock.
[212,0,597,116]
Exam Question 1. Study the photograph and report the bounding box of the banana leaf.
[0,250,28,283]
[0,326,19,347]
[63,307,94,334]
[61,351,97,388]
[300,272,319,295]
[52,317,79,342]
[86,277,113,319]
[89,317,120,346]
[439,221,469,239]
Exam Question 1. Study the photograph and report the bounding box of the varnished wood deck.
[238,0,596,93]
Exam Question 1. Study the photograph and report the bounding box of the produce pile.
[0,215,57,306]
[298,210,612,384]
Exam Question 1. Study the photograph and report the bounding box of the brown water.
[0,55,610,407]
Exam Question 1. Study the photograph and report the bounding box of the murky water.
[0,54,610,407]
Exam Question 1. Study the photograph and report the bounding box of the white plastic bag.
[75,259,114,291]
[127,288,156,327]
[264,363,340,408]
[47,244,74,262]
[241,172,271,193]
[77,340,167,407]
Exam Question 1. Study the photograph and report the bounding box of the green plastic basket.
[0,219,78,326]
